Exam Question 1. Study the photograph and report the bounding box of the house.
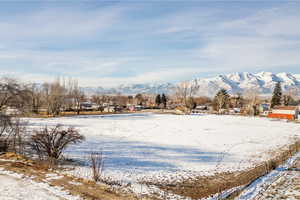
[134,105,143,111]
[104,106,116,112]
[191,105,208,114]
[229,107,241,114]
[259,103,270,116]
[79,102,99,111]
[1,106,21,115]
[268,106,299,120]
[80,102,93,111]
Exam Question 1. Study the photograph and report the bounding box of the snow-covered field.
[27,113,300,185]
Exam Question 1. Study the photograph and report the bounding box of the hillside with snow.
[196,72,300,97]
[83,72,300,97]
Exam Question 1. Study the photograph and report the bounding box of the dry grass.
[0,153,142,200]
[90,152,104,182]
[1,140,300,200]
[22,111,134,118]
[150,140,300,199]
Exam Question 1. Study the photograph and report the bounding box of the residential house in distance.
[259,103,271,116]
[268,106,299,120]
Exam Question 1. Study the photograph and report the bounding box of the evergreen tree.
[161,93,167,108]
[213,89,229,111]
[155,94,161,106]
[271,82,282,108]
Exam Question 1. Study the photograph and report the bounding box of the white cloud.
[197,4,300,72]
[75,66,224,87]
[2,65,222,87]
[200,37,300,69]
[219,5,300,37]
[0,48,137,77]
[0,5,126,40]
[1,2,300,87]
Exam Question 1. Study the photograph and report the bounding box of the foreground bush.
[30,125,85,160]
[0,114,27,153]
[90,152,104,182]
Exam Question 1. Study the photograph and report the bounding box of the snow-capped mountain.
[82,72,300,97]
[82,82,175,96]
[196,72,300,96]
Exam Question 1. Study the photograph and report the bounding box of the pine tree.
[214,89,229,111]
[155,94,161,106]
[271,82,282,108]
[161,93,167,108]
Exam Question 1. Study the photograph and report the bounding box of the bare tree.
[30,125,85,160]
[230,93,244,108]
[282,87,300,105]
[135,93,144,105]
[91,94,108,112]
[175,79,200,110]
[0,78,29,152]
[244,88,260,115]
[0,114,12,152]
[114,94,128,107]
[42,79,66,116]
[0,77,29,112]
[27,83,43,114]
[9,118,27,154]
[68,79,85,114]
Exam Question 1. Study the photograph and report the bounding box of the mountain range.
[83,72,300,97]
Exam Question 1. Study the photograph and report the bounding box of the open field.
[26,113,300,198]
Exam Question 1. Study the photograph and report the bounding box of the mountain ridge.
[82,72,300,97]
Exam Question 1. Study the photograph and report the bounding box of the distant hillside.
[82,72,300,97]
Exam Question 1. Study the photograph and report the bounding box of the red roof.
[273,106,298,110]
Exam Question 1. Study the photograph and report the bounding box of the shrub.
[0,139,8,152]
[90,151,104,182]
[9,118,27,154]
[30,124,84,160]
[0,114,12,152]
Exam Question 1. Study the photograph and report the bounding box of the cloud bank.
[0,1,299,87]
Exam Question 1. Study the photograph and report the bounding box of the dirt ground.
[255,158,300,200]
[0,153,143,200]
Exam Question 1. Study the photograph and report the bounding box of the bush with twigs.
[0,114,12,152]
[90,151,104,182]
[0,114,27,153]
[30,124,85,160]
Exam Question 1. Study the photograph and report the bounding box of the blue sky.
[1,0,300,87]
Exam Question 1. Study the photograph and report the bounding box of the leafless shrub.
[30,124,85,160]
[8,118,27,154]
[90,151,104,182]
[0,114,11,132]
[0,113,28,154]
[0,114,12,152]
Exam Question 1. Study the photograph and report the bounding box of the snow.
[83,72,300,96]
[26,113,300,187]
[0,168,81,200]
[236,151,300,200]
[45,173,64,181]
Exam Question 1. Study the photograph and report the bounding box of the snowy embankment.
[26,113,300,187]
[0,167,80,200]
[236,151,300,200]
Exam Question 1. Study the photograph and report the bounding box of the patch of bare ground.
[252,154,300,200]
[143,140,300,200]
[0,153,145,200]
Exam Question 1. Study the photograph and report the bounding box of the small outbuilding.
[268,106,299,120]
